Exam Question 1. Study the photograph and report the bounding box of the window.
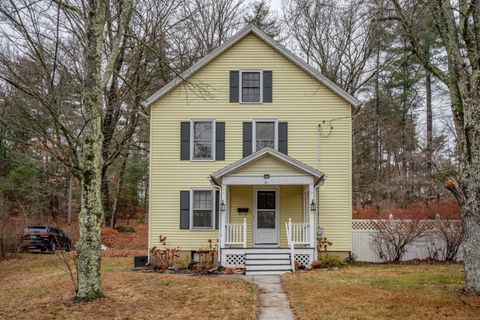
[254,120,277,151]
[240,71,262,103]
[191,190,214,229]
[191,120,214,160]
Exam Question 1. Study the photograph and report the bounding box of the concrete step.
[246,259,291,265]
[246,264,291,271]
[246,253,290,260]
[245,270,291,275]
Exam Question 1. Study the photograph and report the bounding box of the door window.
[257,191,276,229]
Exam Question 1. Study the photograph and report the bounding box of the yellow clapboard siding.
[149,33,352,252]
[231,155,303,175]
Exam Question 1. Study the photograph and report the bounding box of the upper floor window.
[240,70,262,103]
[191,120,215,160]
[253,120,278,151]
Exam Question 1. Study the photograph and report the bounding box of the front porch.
[210,148,325,273]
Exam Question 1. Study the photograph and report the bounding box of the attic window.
[240,70,262,103]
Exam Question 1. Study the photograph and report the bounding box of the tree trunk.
[101,175,111,226]
[67,175,74,225]
[459,95,480,293]
[445,92,480,294]
[425,72,433,174]
[75,0,106,302]
[110,153,128,229]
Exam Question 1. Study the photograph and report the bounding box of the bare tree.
[372,219,427,262]
[385,0,480,295]
[283,0,382,95]
[178,0,246,59]
[0,0,133,300]
[434,219,463,262]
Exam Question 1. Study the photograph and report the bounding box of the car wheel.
[50,241,56,253]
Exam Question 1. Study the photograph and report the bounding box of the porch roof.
[210,148,326,186]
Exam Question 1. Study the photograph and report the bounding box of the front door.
[255,190,278,245]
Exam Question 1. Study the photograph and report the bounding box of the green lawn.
[0,253,258,320]
[282,264,480,320]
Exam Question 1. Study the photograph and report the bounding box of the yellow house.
[145,25,360,275]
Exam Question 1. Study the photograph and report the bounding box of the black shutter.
[230,71,239,102]
[243,122,252,157]
[216,122,225,161]
[263,71,272,103]
[215,190,219,230]
[180,191,190,229]
[278,122,288,155]
[180,122,190,160]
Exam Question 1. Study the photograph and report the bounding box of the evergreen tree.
[244,0,282,40]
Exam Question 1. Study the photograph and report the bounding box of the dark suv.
[22,226,72,253]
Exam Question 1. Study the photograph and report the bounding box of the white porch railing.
[285,218,310,271]
[225,218,247,248]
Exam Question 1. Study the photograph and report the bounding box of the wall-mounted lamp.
[220,201,226,212]
[310,200,317,212]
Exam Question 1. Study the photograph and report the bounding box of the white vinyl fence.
[352,219,463,262]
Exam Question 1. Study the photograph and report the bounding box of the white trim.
[220,185,227,247]
[223,175,313,185]
[253,186,280,247]
[189,188,215,230]
[190,119,216,162]
[252,119,278,152]
[303,186,309,224]
[239,70,263,103]
[144,25,361,108]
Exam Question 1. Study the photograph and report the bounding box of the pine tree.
[243,0,282,40]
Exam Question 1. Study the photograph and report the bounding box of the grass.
[0,253,258,320]
[282,264,480,320]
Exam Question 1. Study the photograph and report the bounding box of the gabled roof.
[210,147,325,185]
[144,24,361,108]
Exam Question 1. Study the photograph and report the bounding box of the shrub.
[150,235,180,270]
[172,257,192,270]
[196,239,218,270]
[433,219,463,261]
[318,237,332,251]
[371,220,426,262]
[310,260,323,269]
[117,225,135,233]
[321,253,346,268]
[345,252,360,265]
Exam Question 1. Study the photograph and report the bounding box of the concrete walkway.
[247,275,295,320]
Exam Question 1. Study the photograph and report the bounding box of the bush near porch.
[282,264,480,320]
[0,253,257,320]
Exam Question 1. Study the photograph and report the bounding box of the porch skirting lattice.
[221,248,314,268]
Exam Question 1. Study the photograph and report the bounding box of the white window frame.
[252,119,278,152]
[190,188,215,230]
[239,70,263,103]
[190,119,216,161]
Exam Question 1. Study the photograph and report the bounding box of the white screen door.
[255,190,278,245]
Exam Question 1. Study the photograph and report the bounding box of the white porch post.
[309,183,316,253]
[220,184,227,248]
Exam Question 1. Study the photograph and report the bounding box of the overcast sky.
[267,0,283,11]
